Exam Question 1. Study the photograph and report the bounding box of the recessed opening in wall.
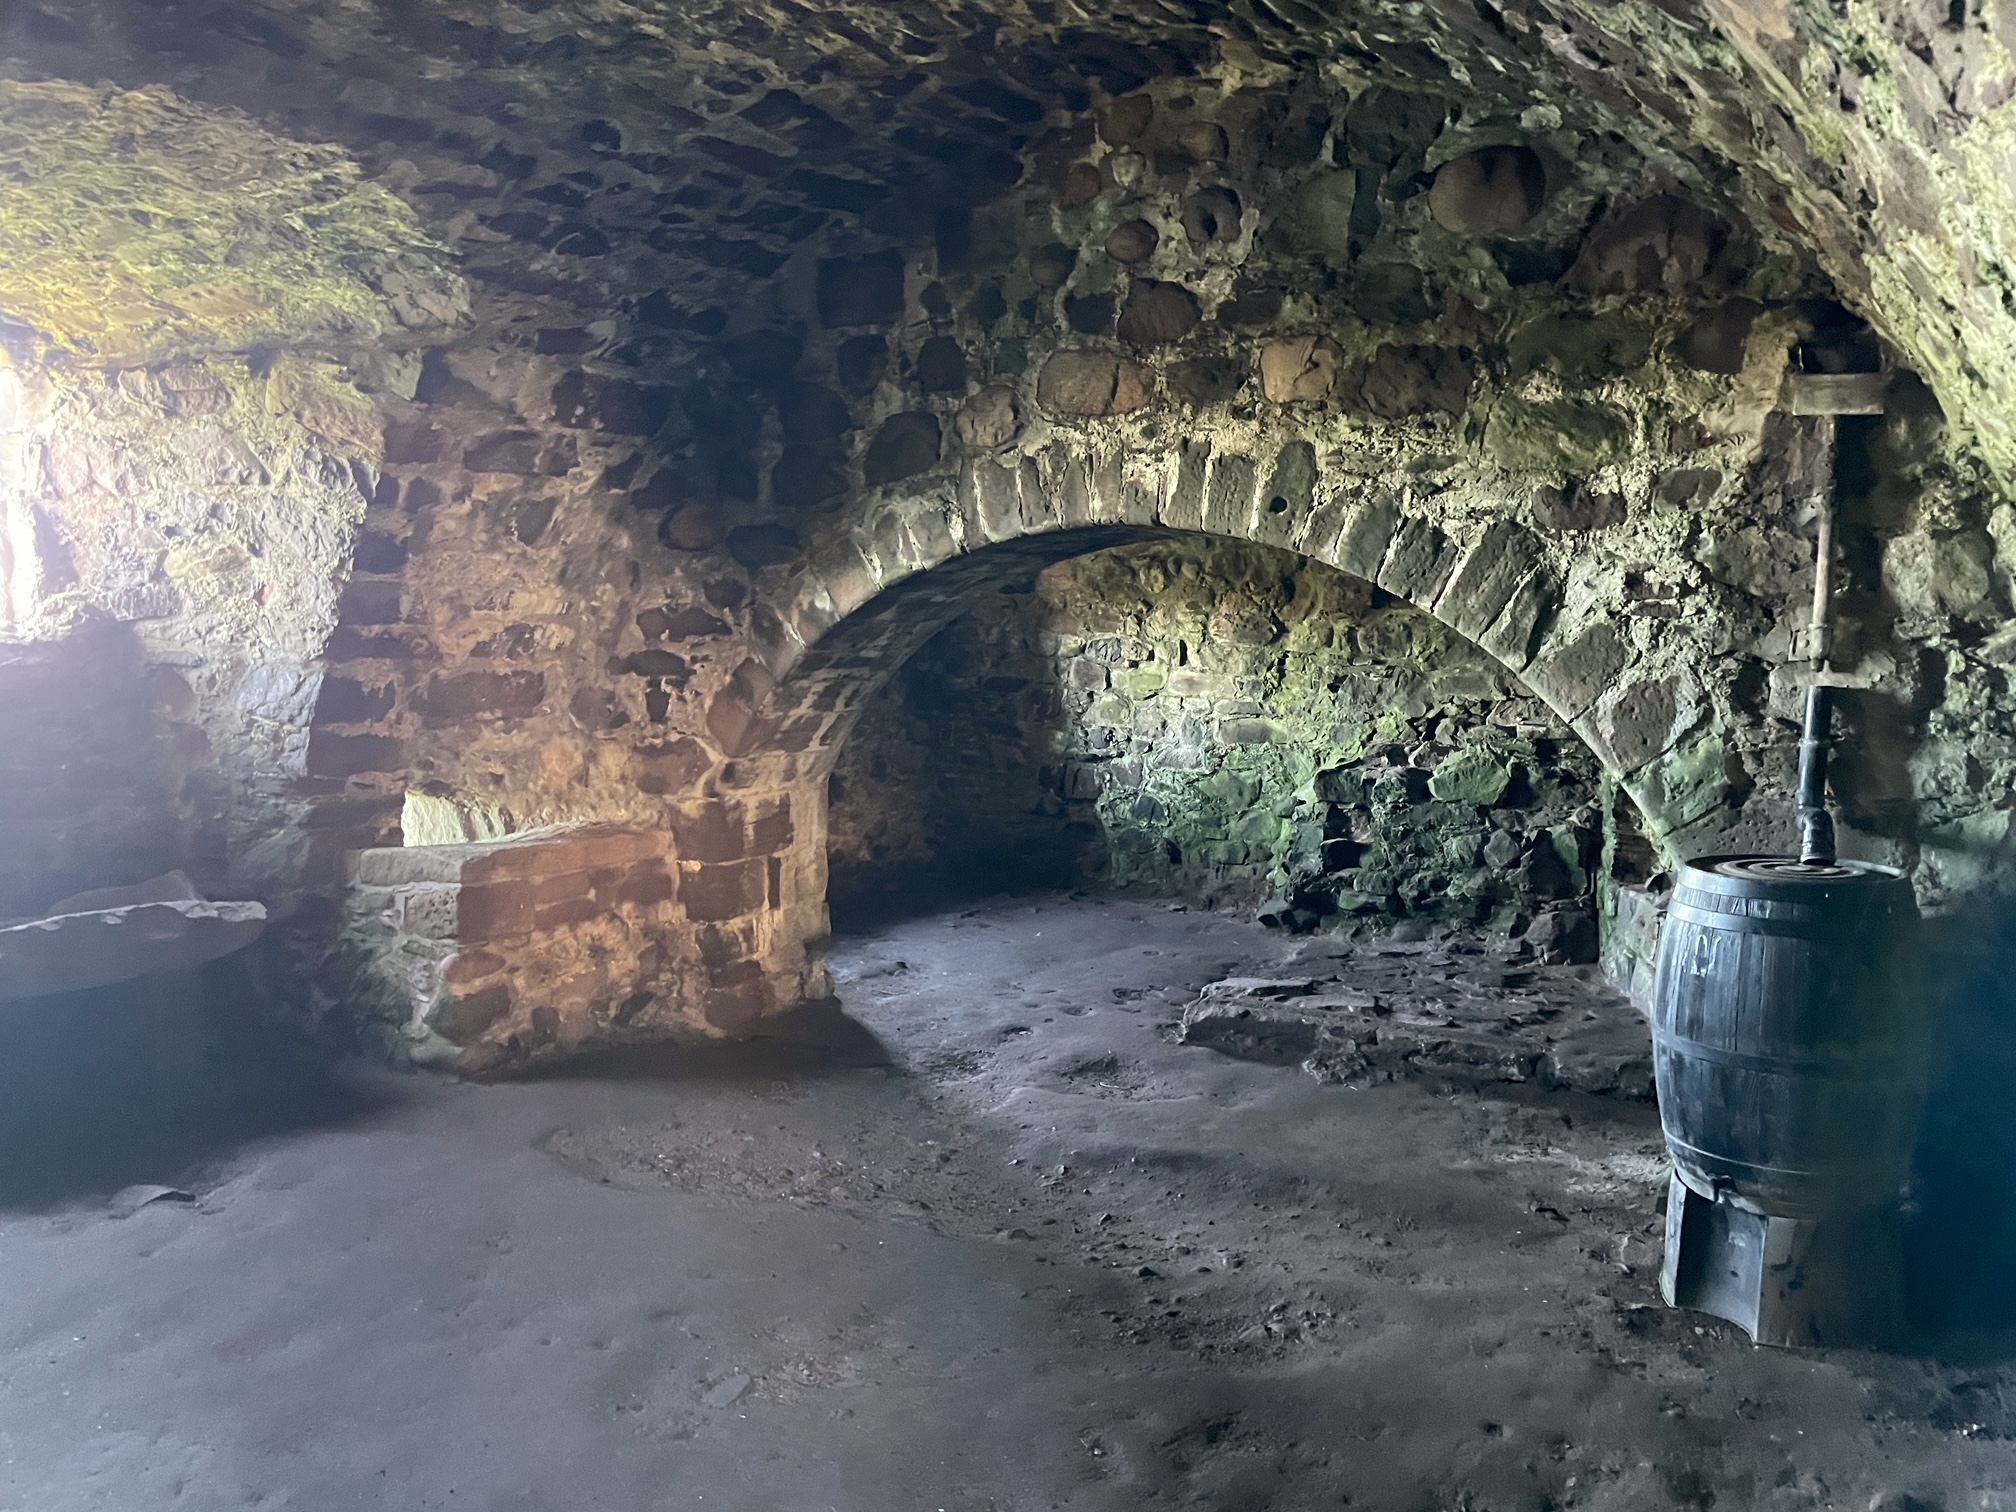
[827,536,1617,956]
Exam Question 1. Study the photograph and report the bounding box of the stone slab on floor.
[1179,935,1654,1099]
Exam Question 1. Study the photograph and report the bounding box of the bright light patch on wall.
[1,368,39,638]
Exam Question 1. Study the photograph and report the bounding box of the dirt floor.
[3,892,2013,1511]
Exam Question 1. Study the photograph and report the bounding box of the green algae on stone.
[0,81,464,364]
[1427,747,1512,806]
[1482,394,1634,474]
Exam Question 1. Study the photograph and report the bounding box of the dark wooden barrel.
[1651,855,1925,1219]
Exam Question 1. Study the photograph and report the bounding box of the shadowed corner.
[1902,901,2016,1358]
[516,993,894,1088]
[0,951,387,1212]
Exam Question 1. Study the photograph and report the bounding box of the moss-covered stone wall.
[830,539,1604,951]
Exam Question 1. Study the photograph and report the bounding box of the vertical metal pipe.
[1797,414,1837,865]
[1797,684,1837,864]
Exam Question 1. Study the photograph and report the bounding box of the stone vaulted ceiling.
[4,0,2016,484]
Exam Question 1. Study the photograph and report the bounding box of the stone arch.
[712,436,1700,1015]
[736,439,1706,834]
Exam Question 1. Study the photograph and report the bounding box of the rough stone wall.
[6,5,2016,1064]
[831,539,1607,945]
[1,358,392,911]
[281,61,2016,1057]
[0,83,461,924]
[339,824,679,1070]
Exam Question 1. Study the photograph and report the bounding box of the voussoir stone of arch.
[1427,144,1546,235]
[1524,621,1631,721]
[1036,350,1153,418]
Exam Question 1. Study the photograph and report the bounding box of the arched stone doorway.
[827,534,1617,952]
[711,453,1670,1029]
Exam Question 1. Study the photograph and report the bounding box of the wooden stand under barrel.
[1653,368,1929,1348]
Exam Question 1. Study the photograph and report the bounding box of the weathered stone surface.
[415,671,547,721]
[1202,453,1257,536]
[1180,982,1337,1064]
[1167,356,1247,407]
[817,251,904,326]
[1258,338,1338,404]
[0,892,265,1001]
[549,371,670,435]
[1377,518,1456,602]
[1427,145,1545,235]
[726,524,803,570]
[631,738,713,795]
[771,446,848,511]
[1529,483,1626,533]
[1030,242,1078,289]
[659,501,726,551]
[463,430,577,476]
[306,731,406,778]
[1351,344,1474,419]
[1036,351,1152,418]
[1884,529,1994,620]
[1116,280,1201,347]
[1526,623,1629,719]
[1428,748,1511,806]
[1291,171,1357,257]
[1674,299,1764,375]
[1566,196,1724,296]
[1437,522,1539,640]
[1104,218,1159,264]
[835,335,888,394]
[954,385,1021,451]
[1180,121,1229,162]
[679,859,768,921]
[1183,186,1241,247]
[1483,397,1631,473]
[863,412,942,485]
[914,336,968,394]
[316,675,395,724]
[1098,94,1153,144]
[1059,162,1102,208]
[1601,678,1679,772]
[777,383,852,444]
[1261,442,1318,521]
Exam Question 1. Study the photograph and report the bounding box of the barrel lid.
[1676,854,1911,900]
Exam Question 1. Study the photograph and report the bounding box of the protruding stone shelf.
[0,872,266,1001]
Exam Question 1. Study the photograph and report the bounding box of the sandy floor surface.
[2,892,2011,1510]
